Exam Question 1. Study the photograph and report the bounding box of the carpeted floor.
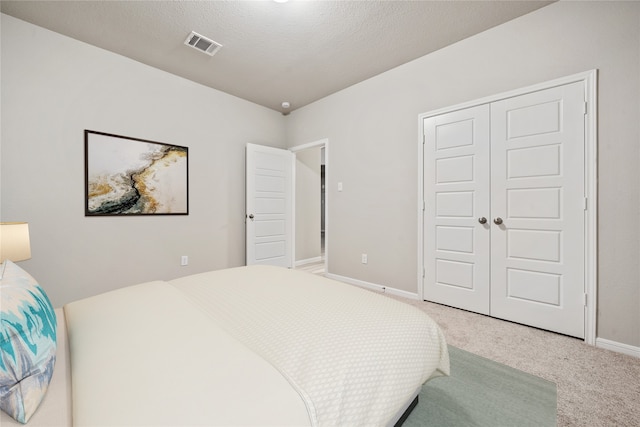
[295,263,640,426]
[391,296,640,427]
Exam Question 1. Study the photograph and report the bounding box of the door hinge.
[583,101,588,115]
[423,135,426,145]
[422,268,425,278]
[423,200,426,211]
[584,293,588,306]
[583,197,588,210]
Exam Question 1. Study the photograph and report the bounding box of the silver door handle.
[478,217,487,224]
[248,214,254,220]
[493,217,503,225]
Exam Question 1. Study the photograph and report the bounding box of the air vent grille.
[184,31,222,56]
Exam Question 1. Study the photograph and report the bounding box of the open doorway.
[291,139,328,275]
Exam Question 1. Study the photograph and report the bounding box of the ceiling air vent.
[184,31,222,56]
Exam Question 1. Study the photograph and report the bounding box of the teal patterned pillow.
[0,260,57,424]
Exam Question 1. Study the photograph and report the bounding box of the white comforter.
[65,266,449,426]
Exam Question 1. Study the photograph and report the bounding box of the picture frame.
[85,130,189,216]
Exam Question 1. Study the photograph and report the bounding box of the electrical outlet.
[361,254,368,264]
[181,255,188,266]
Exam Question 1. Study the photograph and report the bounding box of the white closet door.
[490,82,585,338]
[423,105,491,314]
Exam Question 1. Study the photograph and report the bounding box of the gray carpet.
[404,346,557,427]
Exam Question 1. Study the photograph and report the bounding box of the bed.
[1,261,449,426]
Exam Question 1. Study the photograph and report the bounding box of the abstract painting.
[85,130,188,215]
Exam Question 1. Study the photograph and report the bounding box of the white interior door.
[490,82,585,338]
[423,105,491,314]
[246,143,294,268]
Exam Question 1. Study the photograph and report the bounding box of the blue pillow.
[0,260,57,424]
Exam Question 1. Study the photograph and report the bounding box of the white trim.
[290,153,296,268]
[418,70,598,345]
[417,120,425,301]
[295,256,323,267]
[326,273,420,301]
[583,70,598,346]
[290,138,328,153]
[384,287,420,300]
[418,70,598,119]
[596,338,640,359]
[289,138,329,275]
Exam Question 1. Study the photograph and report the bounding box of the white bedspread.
[65,265,449,427]
[65,280,310,426]
[170,266,449,426]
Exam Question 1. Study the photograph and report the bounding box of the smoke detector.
[184,31,222,56]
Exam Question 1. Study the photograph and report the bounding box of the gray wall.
[295,147,322,263]
[1,14,286,307]
[2,2,639,349]
[285,1,640,347]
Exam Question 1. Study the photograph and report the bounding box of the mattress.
[64,265,449,426]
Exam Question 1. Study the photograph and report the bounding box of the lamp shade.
[0,222,32,262]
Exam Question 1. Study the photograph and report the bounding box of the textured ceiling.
[0,0,553,113]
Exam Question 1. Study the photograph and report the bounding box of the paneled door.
[490,82,585,338]
[423,105,491,315]
[423,81,586,338]
[246,143,294,268]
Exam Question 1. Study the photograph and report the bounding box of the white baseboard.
[295,256,323,267]
[325,273,420,301]
[596,338,640,358]
[328,274,640,359]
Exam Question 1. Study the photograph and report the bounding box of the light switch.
[338,182,343,192]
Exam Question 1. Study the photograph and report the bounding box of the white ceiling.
[0,0,553,113]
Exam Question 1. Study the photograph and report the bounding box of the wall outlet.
[361,254,368,264]
[181,255,188,266]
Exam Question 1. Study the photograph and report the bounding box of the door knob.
[478,217,487,224]
[493,217,503,225]
[248,214,254,220]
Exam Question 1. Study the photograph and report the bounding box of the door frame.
[290,138,329,274]
[417,70,598,345]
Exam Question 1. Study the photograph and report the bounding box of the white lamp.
[0,222,32,279]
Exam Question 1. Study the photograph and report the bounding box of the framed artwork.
[85,130,189,216]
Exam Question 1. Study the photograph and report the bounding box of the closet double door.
[423,82,585,338]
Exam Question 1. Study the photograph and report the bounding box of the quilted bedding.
[64,265,449,426]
